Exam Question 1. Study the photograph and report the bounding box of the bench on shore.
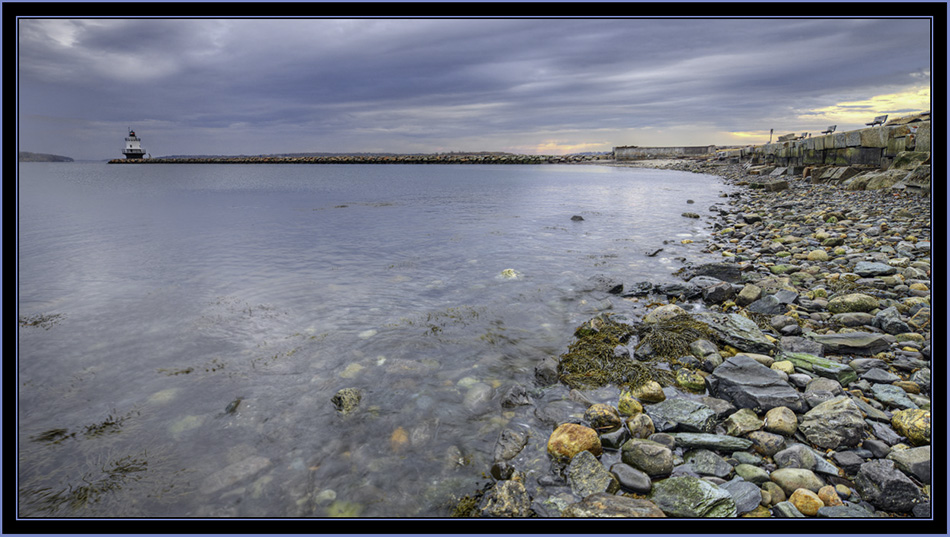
[866,115,888,127]
[821,125,836,134]
[795,133,809,140]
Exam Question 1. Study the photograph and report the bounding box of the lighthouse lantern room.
[123,129,146,159]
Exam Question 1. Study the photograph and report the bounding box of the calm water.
[17,162,730,518]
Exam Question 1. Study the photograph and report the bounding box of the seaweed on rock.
[557,313,712,391]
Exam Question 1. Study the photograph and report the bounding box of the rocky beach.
[447,157,935,519]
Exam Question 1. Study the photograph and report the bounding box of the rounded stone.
[763,406,798,436]
[629,380,666,403]
[618,391,644,416]
[827,293,880,314]
[643,304,688,323]
[770,468,825,496]
[675,368,707,392]
[621,439,673,477]
[761,481,786,505]
[770,360,796,375]
[584,403,622,432]
[609,463,653,494]
[788,488,824,516]
[817,484,843,507]
[625,413,656,439]
[547,423,603,461]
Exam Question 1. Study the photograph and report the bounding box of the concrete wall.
[750,121,930,170]
[614,145,717,160]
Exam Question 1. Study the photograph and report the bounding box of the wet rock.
[200,455,272,495]
[547,423,603,461]
[649,476,737,517]
[853,459,921,513]
[560,493,665,517]
[644,398,718,433]
[624,412,656,439]
[493,428,529,462]
[621,438,673,477]
[684,449,734,478]
[500,383,533,408]
[706,354,806,413]
[609,463,653,494]
[668,432,753,452]
[566,450,620,497]
[584,403,622,432]
[331,388,363,414]
[478,479,532,517]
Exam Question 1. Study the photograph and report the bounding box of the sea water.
[16,162,731,517]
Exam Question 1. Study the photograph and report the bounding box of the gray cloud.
[17,17,932,159]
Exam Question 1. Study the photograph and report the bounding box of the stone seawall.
[108,154,610,165]
[614,145,718,160]
[748,121,931,170]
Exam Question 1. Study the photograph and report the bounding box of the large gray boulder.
[649,476,737,517]
[706,354,806,413]
[694,312,776,354]
[853,459,922,513]
[798,396,866,449]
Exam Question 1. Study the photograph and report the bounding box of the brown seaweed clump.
[557,312,715,392]
[557,314,655,391]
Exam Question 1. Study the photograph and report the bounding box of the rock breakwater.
[108,154,610,165]
[454,159,933,519]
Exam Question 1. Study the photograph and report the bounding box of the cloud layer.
[17,17,932,159]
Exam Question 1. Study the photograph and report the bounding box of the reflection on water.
[17,162,730,517]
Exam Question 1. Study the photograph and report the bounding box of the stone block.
[830,132,844,148]
[853,146,883,166]
[915,122,930,151]
[885,136,906,157]
[859,127,889,148]
[844,130,862,147]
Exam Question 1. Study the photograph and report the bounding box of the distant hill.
[19,151,74,162]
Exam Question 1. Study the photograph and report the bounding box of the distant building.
[123,129,146,159]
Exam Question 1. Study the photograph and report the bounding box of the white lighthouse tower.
[122,128,146,159]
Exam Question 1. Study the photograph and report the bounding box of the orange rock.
[788,488,824,516]
[546,423,602,461]
[390,427,409,452]
[818,485,843,507]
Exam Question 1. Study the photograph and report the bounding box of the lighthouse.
[122,128,146,159]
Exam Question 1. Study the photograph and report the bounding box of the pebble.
[456,159,931,518]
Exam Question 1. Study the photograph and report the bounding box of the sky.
[17,15,934,160]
